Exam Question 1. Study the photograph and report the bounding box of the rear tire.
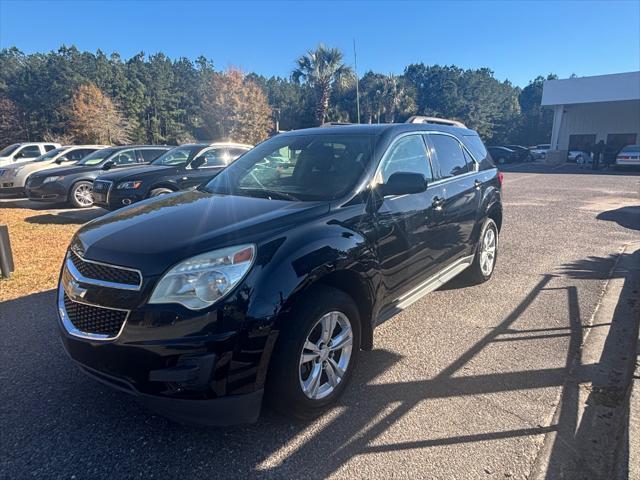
[462,218,498,284]
[69,181,94,208]
[149,188,174,197]
[266,285,361,420]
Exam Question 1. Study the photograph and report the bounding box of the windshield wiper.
[238,188,299,201]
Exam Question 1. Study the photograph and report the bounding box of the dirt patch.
[0,206,98,302]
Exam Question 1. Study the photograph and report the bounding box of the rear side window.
[138,149,168,162]
[44,144,57,152]
[461,135,488,162]
[429,134,468,178]
[378,135,433,183]
[228,148,249,160]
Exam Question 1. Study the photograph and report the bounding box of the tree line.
[0,45,557,147]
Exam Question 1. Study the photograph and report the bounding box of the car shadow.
[499,163,640,176]
[2,248,638,478]
[25,207,106,225]
[596,206,640,231]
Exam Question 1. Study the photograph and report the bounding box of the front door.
[373,134,443,302]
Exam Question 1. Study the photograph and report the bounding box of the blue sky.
[1,0,638,87]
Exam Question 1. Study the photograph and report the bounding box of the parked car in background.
[615,144,640,169]
[505,145,534,162]
[56,122,503,425]
[25,145,171,208]
[529,144,550,160]
[487,146,519,165]
[0,145,108,196]
[92,142,252,210]
[0,142,61,167]
[567,150,591,163]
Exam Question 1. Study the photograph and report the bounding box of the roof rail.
[405,116,467,128]
[319,122,354,127]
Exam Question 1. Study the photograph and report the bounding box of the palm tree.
[292,45,354,125]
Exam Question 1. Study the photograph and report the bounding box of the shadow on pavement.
[25,208,105,225]
[499,163,640,176]
[1,249,638,478]
[596,206,640,232]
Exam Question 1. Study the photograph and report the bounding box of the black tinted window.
[139,149,168,162]
[112,150,138,166]
[44,144,57,152]
[200,148,227,167]
[430,134,468,178]
[66,149,95,161]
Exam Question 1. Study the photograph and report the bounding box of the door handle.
[432,196,445,210]
[474,179,482,190]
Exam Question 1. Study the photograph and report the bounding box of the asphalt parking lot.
[1,163,639,479]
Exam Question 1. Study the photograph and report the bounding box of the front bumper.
[94,184,145,210]
[56,252,270,425]
[25,180,67,202]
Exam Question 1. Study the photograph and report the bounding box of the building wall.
[557,100,640,150]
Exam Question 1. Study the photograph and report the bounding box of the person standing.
[592,140,605,170]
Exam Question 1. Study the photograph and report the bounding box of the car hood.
[74,190,330,275]
[96,164,176,182]
[29,164,100,178]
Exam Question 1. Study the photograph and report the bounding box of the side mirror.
[190,156,206,169]
[102,160,114,171]
[380,172,427,196]
[55,157,67,164]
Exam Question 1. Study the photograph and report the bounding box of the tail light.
[497,171,504,186]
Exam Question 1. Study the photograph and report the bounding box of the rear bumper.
[0,185,25,196]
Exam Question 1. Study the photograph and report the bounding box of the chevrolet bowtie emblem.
[67,279,87,300]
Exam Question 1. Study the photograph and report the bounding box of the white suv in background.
[615,145,640,169]
[529,144,550,160]
[0,145,108,196]
[0,142,61,167]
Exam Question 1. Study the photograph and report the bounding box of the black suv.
[26,145,171,208]
[57,122,503,425]
[92,143,252,210]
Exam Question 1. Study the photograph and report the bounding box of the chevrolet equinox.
[57,121,503,425]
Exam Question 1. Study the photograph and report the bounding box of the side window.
[378,135,432,184]
[66,149,94,161]
[16,145,41,159]
[111,150,137,166]
[462,149,477,171]
[462,134,488,161]
[429,134,468,179]
[200,148,227,167]
[228,148,249,162]
[138,149,168,162]
[44,144,57,152]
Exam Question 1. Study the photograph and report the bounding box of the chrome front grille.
[59,250,141,341]
[62,292,128,337]
[68,251,142,289]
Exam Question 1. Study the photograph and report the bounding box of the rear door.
[137,148,169,164]
[426,133,481,264]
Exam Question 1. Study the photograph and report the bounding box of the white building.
[541,71,640,162]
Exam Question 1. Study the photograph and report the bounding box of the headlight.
[149,244,256,310]
[43,176,63,183]
[117,181,142,190]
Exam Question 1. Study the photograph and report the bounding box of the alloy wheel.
[74,184,94,207]
[299,311,353,400]
[480,227,497,276]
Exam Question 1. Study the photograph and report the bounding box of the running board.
[375,254,474,326]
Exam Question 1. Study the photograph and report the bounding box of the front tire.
[267,285,361,420]
[149,188,174,197]
[69,181,94,208]
[463,218,498,284]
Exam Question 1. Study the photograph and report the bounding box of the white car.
[615,144,640,168]
[529,144,550,160]
[0,142,61,167]
[0,145,108,196]
[568,150,591,164]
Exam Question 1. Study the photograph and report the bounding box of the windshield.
[152,146,203,166]
[202,134,374,201]
[77,147,119,166]
[34,147,65,162]
[0,144,20,157]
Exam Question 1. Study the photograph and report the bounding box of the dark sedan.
[505,145,534,162]
[25,145,171,208]
[487,146,519,165]
[92,142,252,210]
